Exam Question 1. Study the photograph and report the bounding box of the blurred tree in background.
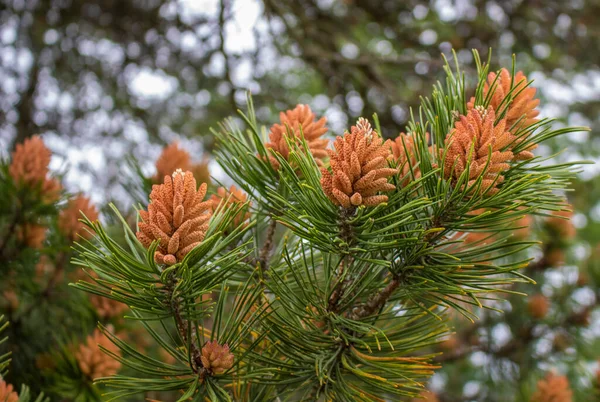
[0,0,599,401]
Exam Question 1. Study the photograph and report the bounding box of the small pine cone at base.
[321,118,398,208]
[201,340,234,375]
[136,170,212,266]
[442,106,515,196]
[266,104,328,169]
[58,194,99,242]
[0,380,18,402]
[9,135,61,202]
[530,373,572,402]
[75,328,121,379]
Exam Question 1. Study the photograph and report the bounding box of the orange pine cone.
[9,135,61,202]
[530,372,572,402]
[468,68,539,159]
[386,132,429,186]
[155,142,192,180]
[546,209,576,239]
[321,118,398,208]
[75,328,121,379]
[58,194,99,242]
[201,340,234,375]
[0,380,18,402]
[442,106,515,195]
[136,170,212,266]
[266,104,328,169]
[89,293,128,319]
[16,223,47,248]
[210,185,251,228]
[527,294,550,319]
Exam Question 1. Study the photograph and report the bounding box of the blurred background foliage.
[0,0,599,400]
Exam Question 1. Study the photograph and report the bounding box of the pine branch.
[258,217,277,272]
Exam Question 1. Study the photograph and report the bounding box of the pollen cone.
[136,170,212,266]
[321,118,398,208]
[468,68,539,159]
[266,104,328,169]
[442,106,514,195]
[75,328,121,379]
[201,340,234,375]
[9,135,61,202]
[530,373,572,402]
[58,194,99,242]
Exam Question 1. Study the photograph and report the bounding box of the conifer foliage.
[1,51,593,401]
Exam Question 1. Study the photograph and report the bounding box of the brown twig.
[258,217,277,273]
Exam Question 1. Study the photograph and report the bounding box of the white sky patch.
[129,68,178,100]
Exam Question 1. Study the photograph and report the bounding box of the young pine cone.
[210,185,251,229]
[527,294,550,319]
[468,68,539,159]
[530,373,572,402]
[155,142,212,185]
[58,194,99,242]
[321,118,398,208]
[16,223,47,248]
[386,132,429,186]
[266,104,328,169]
[442,106,514,196]
[75,328,121,379]
[136,170,212,266]
[0,380,18,402]
[9,135,61,202]
[200,340,234,375]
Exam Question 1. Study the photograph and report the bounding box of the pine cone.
[9,135,61,202]
[386,132,429,186]
[75,328,121,379]
[266,104,328,169]
[58,194,99,242]
[530,373,572,402]
[321,118,398,208]
[546,209,576,239]
[468,68,539,159]
[210,185,251,229]
[527,294,550,319]
[0,380,18,402]
[155,142,212,185]
[200,340,234,375]
[136,170,212,266]
[442,106,514,195]
[16,223,47,248]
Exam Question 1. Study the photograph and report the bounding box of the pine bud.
[9,135,61,202]
[136,170,212,266]
[442,107,515,196]
[527,294,550,319]
[266,104,328,169]
[58,194,99,242]
[75,328,121,379]
[530,372,572,402]
[200,340,234,375]
[321,118,398,208]
[0,380,18,402]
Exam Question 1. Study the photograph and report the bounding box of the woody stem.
[258,217,277,273]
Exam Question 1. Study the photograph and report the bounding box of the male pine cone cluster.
[75,329,122,379]
[266,104,329,169]
[200,340,234,375]
[9,135,61,202]
[321,118,398,208]
[136,170,212,266]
